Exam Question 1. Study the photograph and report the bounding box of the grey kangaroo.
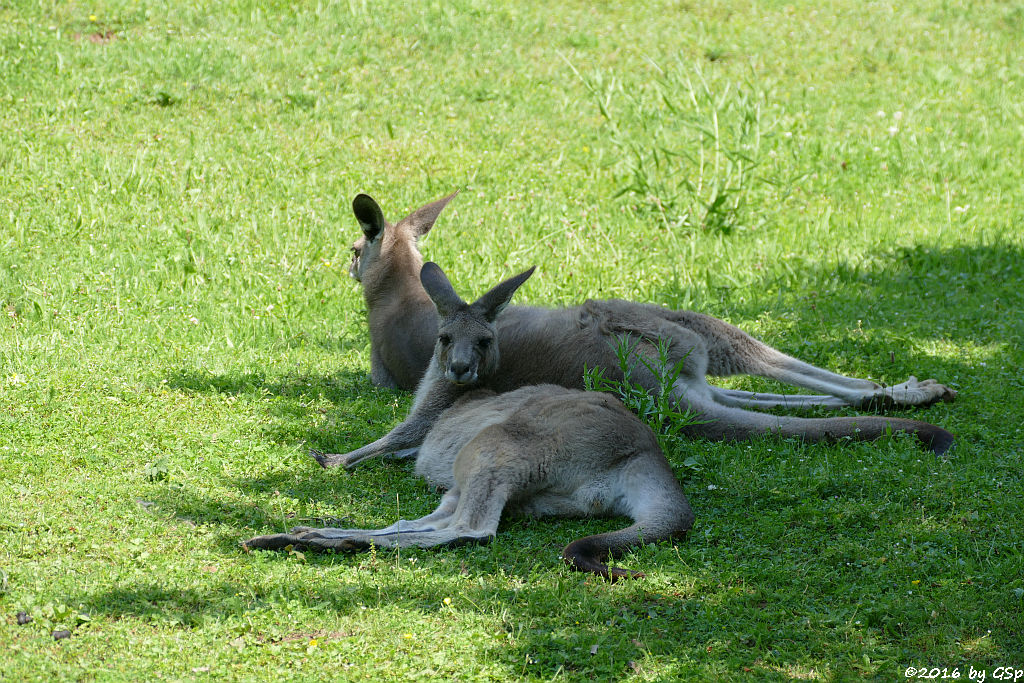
[245,263,695,580]
[320,194,954,470]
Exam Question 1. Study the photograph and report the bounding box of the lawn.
[1,0,1022,680]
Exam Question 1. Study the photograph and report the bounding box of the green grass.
[2,0,1023,679]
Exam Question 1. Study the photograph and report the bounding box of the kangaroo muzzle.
[445,360,478,385]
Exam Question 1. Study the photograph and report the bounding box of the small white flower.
[707,484,718,491]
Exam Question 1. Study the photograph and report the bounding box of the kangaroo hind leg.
[242,488,491,552]
[661,309,956,409]
[562,454,694,580]
[709,386,851,410]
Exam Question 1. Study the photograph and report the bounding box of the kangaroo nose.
[446,361,477,385]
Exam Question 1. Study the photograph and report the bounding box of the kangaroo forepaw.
[311,446,386,471]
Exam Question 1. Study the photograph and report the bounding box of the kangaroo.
[325,195,956,470]
[317,262,953,472]
[347,192,957,413]
[245,266,695,580]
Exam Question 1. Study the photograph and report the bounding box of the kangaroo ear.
[420,262,466,319]
[471,266,535,322]
[399,190,459,239]
[352,194,387,241]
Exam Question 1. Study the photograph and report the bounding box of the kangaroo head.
[420,262,535,386]
[348,192,459,283]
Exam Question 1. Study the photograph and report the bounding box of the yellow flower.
[308,639,319,647]
[89,14,97,21]
[443,597,452,606]
[911,580,921,585]
[402,633,413,639]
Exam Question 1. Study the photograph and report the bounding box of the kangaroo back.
[254,383,695,580]
[348,193,457,389]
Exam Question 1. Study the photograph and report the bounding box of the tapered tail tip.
[930,428,955,457]
[608,567,646,581]
[562,541,647,581]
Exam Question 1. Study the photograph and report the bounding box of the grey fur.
[246,267,695,579]
[348,193,956,410]
[329,193,955,468]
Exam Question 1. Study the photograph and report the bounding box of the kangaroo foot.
[862,376,957,409]
[310,449,354,469]
[242,529,370,553]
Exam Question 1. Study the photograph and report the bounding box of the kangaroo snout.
[445,361,478,385]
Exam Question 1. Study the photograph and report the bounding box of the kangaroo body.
[348,193,956,415]
[246,268,694,579]
[322,194,954,470]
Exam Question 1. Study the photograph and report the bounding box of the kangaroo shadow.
[164,366,412,449]
[702,242,1021,348]
[68,558,709,680]
[150,365,420,531]
[661,242,1023,419]
[164,367,373,407]
[70,478,1006,679]
[65,243,1018,678]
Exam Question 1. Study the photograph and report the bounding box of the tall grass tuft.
[573,58,776,234]
[583,336,703,473]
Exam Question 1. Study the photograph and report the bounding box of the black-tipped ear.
[471,266,535,322]
[352,194,387,241]
[399,190,459,239]
[420,262,466,319]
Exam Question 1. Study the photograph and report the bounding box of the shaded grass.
[2,0,1023,680]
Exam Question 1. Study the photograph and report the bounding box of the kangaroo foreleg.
[312,427,422,471]
[315,378,461,470]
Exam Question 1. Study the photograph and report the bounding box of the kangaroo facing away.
[323,195,955,470]
[245,265,695,580]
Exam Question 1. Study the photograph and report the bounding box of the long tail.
[562,517,692,581]
[684,399,955,455]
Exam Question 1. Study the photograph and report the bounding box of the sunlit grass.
[1,0,1022,680]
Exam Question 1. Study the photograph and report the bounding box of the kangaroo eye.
[477,337,492,350]
[438,334,451,346]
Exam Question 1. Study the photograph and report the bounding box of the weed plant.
[573,59,774,234]
[584,337,704,475]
